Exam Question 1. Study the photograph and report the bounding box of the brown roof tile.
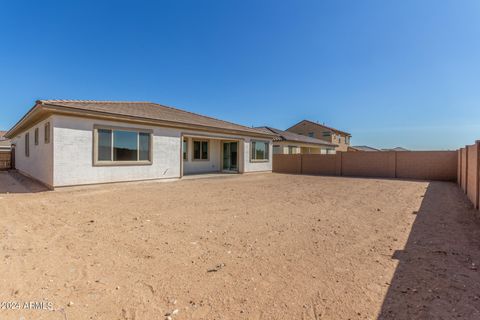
[38,100,271,137]
[288,119,351,136]
[257,126,338,147]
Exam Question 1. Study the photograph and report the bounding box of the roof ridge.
[286,119,351,136]
[36,99,269,136]
[300,119,351,136]
[39,99,152,104]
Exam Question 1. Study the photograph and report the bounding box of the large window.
[193,140,209,160]
[251,140,269,161]
[95,127,152,164]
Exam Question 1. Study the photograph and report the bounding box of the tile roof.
[381,147,409,152]
[350,145,380,152]
[37,100,272,137]
[288,119,351,136]
[256,126,338,147]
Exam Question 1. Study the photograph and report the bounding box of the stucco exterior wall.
[52,115,181,187]
[50,115,272,186]
[244,138,273,172]
[182,138,221,174]
[11,117,54,187]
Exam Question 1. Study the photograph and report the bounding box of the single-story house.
[256,126,337,154]
[5,100,275,188]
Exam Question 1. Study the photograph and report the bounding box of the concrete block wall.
[396,151,458,181]
[341,151,396,178]
[272,154,302,174]
[302,154,337,176]
[458,141,480,210]
[273,151,458,182]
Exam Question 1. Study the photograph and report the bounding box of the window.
[322,131,331,137]
[34,128,39,145]
[273,145,281,154]
[193,140,209,160]
[288,146,298,154]
[25,133,30,157]
[308,132,315,138]
[94,127,152,164]
[98,129,112,161]
[251,140,269,161]
[44,122,50,143]
[183,138,188,160]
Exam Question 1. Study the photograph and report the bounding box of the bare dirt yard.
[1,172,480,320]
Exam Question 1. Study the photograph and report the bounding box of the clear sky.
[1,0,479,150]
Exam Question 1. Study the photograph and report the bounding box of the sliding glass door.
[222,142,238,172]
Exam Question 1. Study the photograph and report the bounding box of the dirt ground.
[0,172,480,320]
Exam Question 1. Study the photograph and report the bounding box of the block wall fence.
[273,151,458,181]
[458,141,480,210]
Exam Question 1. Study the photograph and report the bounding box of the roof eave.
[5,102,45,138]
[38,104,276,139]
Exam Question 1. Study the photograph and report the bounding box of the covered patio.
[181,133,245,176]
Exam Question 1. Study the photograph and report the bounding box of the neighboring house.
[382,147,409,152]
[0,131,11,151]
[348,145,380,152]
[256,126,337,154]
[286,120,351,152]
[5,100,275,188]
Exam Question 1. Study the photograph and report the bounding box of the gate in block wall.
[0,150,12,170]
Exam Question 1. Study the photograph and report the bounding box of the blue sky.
[1,0,479,150]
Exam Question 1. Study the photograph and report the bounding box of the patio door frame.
[221,140,239,173]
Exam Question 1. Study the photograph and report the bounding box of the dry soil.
[0,172,479,320]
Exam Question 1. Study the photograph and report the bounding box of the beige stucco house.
[5,100,275,188]
[286,120,351,152]
[257,126,337,154]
